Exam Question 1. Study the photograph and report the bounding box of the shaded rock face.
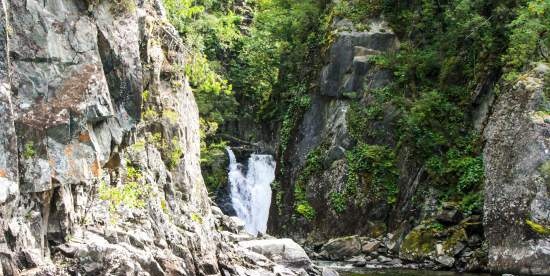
[483,63,550,275]
[0,1,321,276]
[269,19,400,240]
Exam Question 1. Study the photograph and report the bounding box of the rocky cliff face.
[0,1,326,275]
[483,63,550,275]
[268,12,549,275]
[269,19,401,239]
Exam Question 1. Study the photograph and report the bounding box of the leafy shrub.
[294,185,316,220]
[167,138,183,170]
[346,144,399,204]
[329,192,347,214]
[23,141,36,159]
[502,0,550,81]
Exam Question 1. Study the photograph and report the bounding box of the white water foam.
[227,148,275,235]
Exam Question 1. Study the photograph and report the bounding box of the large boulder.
[239,238,312,270]
[319,235,362,260]
[483,63,550,275]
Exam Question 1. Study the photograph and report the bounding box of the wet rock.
[321,267,339,276]
[376,255,392,263]
[436,255,455,268]
[347,255,367,267]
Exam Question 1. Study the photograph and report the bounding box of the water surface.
[315,261,489,276]
[339,269,490,276]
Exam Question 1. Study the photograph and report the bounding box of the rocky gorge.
[0,0,549,276]
[0,0,335,275]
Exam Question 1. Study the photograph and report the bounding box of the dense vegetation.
[163,0,550,220]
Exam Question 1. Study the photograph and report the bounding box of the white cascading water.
[227,148,275,235]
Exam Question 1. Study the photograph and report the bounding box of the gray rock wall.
[269,19,400,240]
[0,1,321,275]
[483,64,550,275]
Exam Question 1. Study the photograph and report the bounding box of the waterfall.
[227,148,275,235]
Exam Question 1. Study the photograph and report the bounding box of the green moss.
[98,179,150,224]
[442,228,467,253]
[160,199,168,214]
[130,139,146,152]
[126,164,142,180]
[163,109,179,124]
[526,219,550,235]
[142,108,158,121]
[191,213,204,224]
[22,141,36,159]
[167,138,183,170]
[400,228,436,261]
[459,192,483,215]
[141,90,150,102]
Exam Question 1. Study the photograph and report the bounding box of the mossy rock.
[399,227,436,261]
[442,228,467,255]
[526,219,550,236]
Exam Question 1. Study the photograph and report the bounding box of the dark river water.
[339,270,490,276]
[315,261,490,276]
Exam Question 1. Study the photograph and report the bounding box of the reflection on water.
[339,269,490,276]
[315,261,490,276]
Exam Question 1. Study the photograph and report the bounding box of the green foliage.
[163,0,238,159]
[130,139,146,152]
[99,181,148,211]
[200,141,228,191]
[23,141,36,159]
[279,92,311,157]
[295,184,316,221]
[126,164,143,180]
[141,90,150,102]
[346,144,399,205]
[167,138,183,170]
[332,0,383,30]
[329,192,347,214]
[292,146,326,220]
[459,192,483,215]
[227,0,322,123]
[98,165,150,223]
[295,202,316,221]
[142,108,158,121]
[430,221,445,231]
[502,0,550,80]
[163,109,179,124]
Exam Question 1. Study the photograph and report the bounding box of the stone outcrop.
[269,18,399,240]
[0,1,325,275]
[483,63,550,275]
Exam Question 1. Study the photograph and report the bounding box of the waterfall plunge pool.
[227,148,276,235]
